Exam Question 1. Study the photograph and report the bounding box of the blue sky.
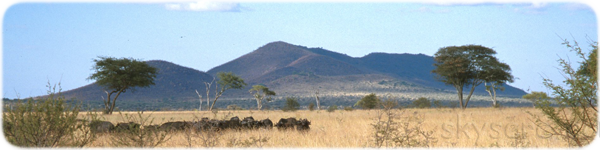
[1,1,597,99]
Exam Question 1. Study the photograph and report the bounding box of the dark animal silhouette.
[89,120,115,133]
[275,118,298,130]
[160,121,191,131]
[115,122,141,132]
[260,118,273,129]
[296,118,311,131]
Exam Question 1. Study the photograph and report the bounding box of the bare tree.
[313,87,321,110]
[203,77,215,110]
[195,90,203,111]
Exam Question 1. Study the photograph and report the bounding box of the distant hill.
[56,41,527,109]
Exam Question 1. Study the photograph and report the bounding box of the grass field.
[81,107,589,148]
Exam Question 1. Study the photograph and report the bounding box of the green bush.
[432,100,444,108]
[413,97,431,109]
[308,102,315,111]
[343,106,354,111]
[327,105,338,112]
[3,83,96,147]
[282,97,300,112]
[355,93,380,109]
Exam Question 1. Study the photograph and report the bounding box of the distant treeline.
[3,96,534,111]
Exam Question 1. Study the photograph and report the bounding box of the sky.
[1,1,597,99]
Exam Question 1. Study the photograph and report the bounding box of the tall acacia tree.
[208,72,246,111]
[432,45,512,109]
[88,57,157,114]
[249,85,276,110]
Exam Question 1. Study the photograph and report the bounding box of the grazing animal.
[229,116,242,130]
[241,117,256,129]
[275,118,298,130]
[260,118,273,129]
[160,121,191,131]
[192,121,211,131]
[115,122,141,132]
[296,118,311,131]
[143,125,160,131]
[89,120,115,133]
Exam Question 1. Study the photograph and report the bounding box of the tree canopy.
[88,56,157,114]
[249,85,276,110]
[432,45,513,109]
[354,93,380,109]
[208,72,247,110]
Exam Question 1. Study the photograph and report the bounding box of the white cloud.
[165,1,243,12]
[423,0,548,9]
[423,0,485,6]
[124,0,241,12]
[530,2,548,9]
[564,0,600,13]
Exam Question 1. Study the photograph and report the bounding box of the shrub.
[2,83,97,147]
[343,106,354,111]
[413,97,431,109]
[371,96,437,148]
[308,102,315,111]
[110,111,171,147]
[282,97,300,112]
[432,100,445,108]
[354,93,380,109]
[327,105,338,112]
[227,104,243,110]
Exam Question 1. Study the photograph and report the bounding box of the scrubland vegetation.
[75,107,589,148]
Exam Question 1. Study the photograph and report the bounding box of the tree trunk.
[104,91,113,114]
[209,90,222,111]
[257,98,262,110]
[195,90,202,111]
[464,85,476,108]
[455,85,464,109]
[315,91,321,110]
[109,90,124,114]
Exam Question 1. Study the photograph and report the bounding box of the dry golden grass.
[81,107,589,148]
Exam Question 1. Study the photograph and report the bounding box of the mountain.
[57,41,527,109]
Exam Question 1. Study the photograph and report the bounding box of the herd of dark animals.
[87,117,311,133]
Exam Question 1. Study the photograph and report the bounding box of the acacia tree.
[249,85,276,110]
[482,59,514,107]
[522,91,551,107]
[88,57,157,114]
[208,72,246,111]
[432,45,512,109]
[355,93,380,109]
[530,39,597,147]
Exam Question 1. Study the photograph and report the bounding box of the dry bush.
[109,111,170,147]
[2,83,96,147]
[371,97,437,148]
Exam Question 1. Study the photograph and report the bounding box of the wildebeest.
[275,118,298,130]
[296,118,311,131]
[115,122,141,132]
[89,120,115,133]
[160,121,191,131]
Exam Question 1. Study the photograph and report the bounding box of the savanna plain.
[81,107,583,148]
